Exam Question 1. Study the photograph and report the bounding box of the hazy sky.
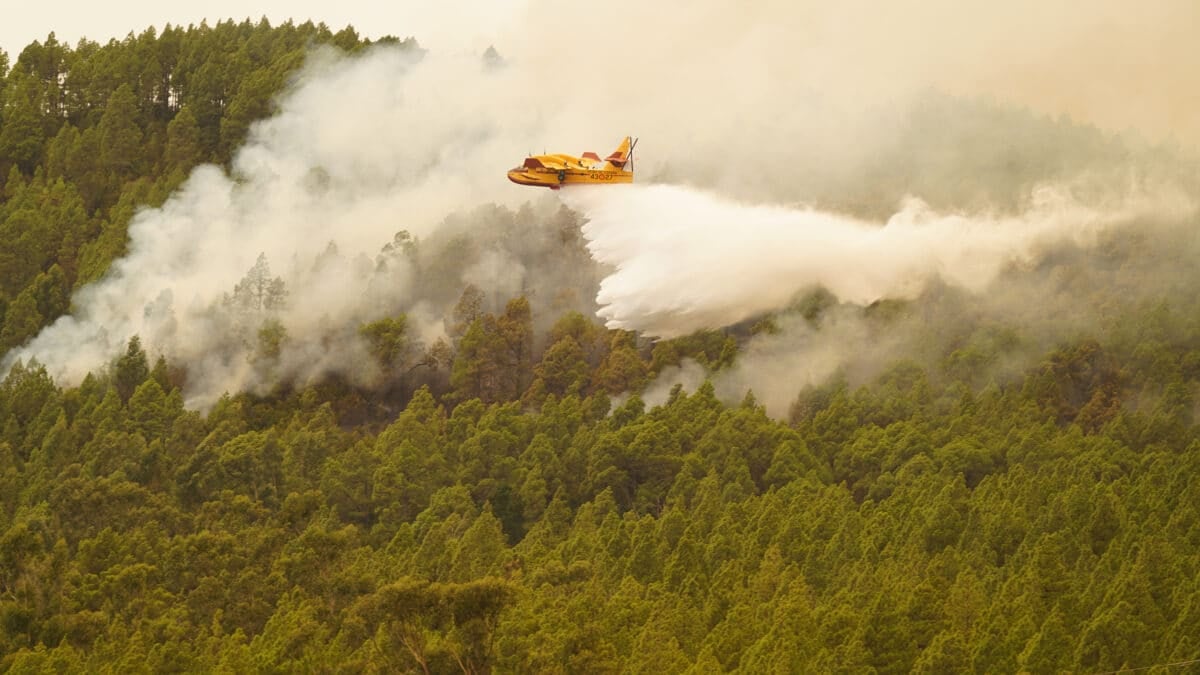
[2,1,1197,147]
[0,0,524,55]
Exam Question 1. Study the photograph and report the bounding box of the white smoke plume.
[562,180,1195,416]
[562,183,1179,338]
[4,47,539,407]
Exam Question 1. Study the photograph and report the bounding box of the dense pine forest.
[3,19,1200,674]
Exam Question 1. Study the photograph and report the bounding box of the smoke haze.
[563,183,1181,338]
[3,2,1199,410]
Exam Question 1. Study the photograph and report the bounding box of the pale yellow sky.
[2,1,1197,149]
[0,0,524,55]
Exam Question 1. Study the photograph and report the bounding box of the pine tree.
[0,73,46,172]
[114,335,150,403]
[97,84,143,178]
[0,290,42,352]
[164,105,204,172]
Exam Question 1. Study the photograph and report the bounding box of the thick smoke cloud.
[563,183,1179,338]
[4,2,1198,410]
[5,48,542,407]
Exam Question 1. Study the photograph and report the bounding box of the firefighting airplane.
[507,136,636,189]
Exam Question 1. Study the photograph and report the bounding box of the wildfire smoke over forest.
[4,1,1199,412]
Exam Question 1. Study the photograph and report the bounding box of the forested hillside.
[3,21,1200,674]
[0,19,403,354]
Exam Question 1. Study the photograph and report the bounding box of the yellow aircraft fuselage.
[508,137,636,190]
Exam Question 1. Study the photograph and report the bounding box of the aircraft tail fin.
[605,136,635,168]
